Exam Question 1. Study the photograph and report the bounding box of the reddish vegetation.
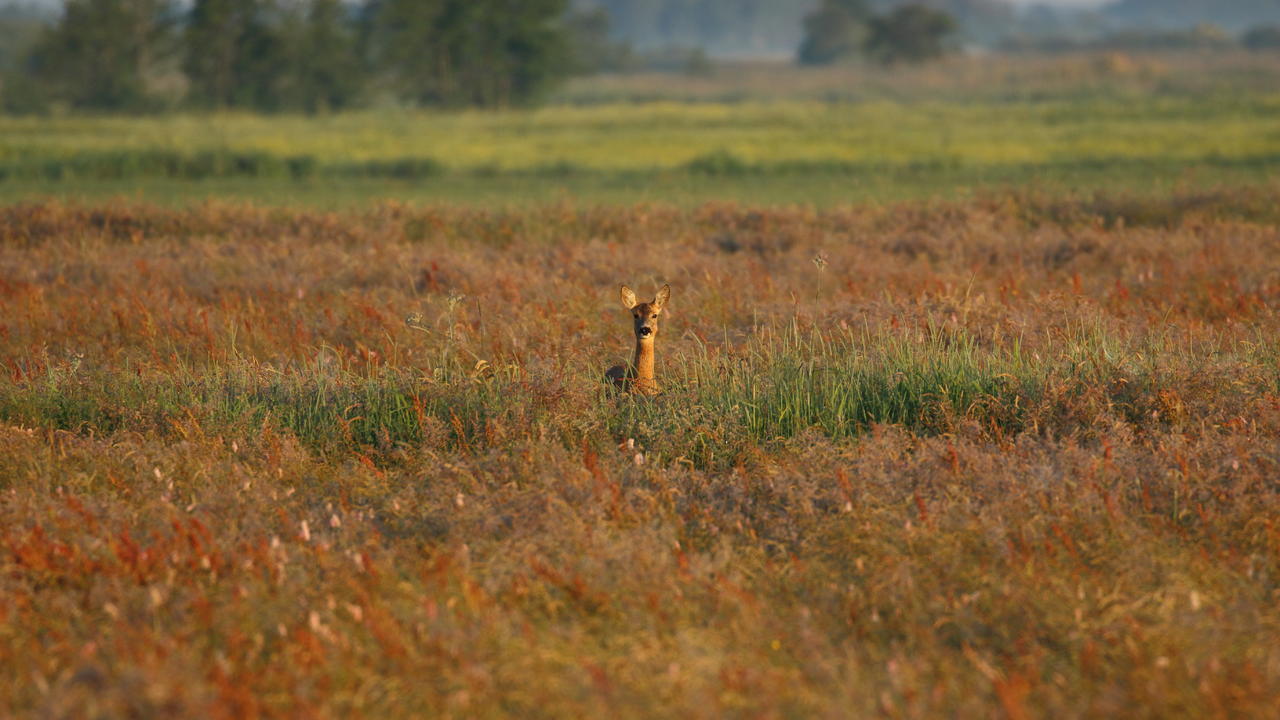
[1,192,1279,717]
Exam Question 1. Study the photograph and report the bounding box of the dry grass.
[2,190,1279,718]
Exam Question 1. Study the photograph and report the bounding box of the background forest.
[1,0,1279,113]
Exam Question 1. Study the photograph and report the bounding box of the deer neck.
[632,338,656,388]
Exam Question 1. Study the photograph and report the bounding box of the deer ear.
[654,284,671,309]
[620,285,638,309]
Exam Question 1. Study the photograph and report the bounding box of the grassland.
[6,95,1279,171]
[3,51,1280,717]
[2,189,1279,717]
[2,52,1278,206]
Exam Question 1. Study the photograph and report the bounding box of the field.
[2,53,1279,207]
[3,54,1280,718]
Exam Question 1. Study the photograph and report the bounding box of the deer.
[605,284,670,395]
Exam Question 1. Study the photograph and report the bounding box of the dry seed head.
[405,312,430,333]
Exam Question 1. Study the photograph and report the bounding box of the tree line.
[795,0,1280,65]
[3,0,577,113]
[799,1,957,66]
[575,0,1280,59]
[2,0,962,114]
[11,0,1270,115]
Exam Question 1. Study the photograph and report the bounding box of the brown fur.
[606,284,670,395]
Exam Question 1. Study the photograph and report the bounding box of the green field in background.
[3,162,1275,209]
[1,91,1277,206]
[5,96,1279,169]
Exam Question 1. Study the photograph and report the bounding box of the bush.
[684,149,753,176]
[352,157,444,180]
[865,4,957,65]
[0,150,443,181]
[797,0,870,66]
[1243,24,1280,49]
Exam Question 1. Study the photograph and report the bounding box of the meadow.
[2,189,1280,717]
[2,52,1280,718]
[1,53,1278,206]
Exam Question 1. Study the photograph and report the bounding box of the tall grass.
[2,198,1279,717]
[695,323,1033,440]
[4,319,1266,472]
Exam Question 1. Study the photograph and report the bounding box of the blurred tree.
[565,6,632,73]
[797,0,870,65]
[1243,24,1280,49]
[276,0,365,112]
[184,0,283,109]
[903,0,1013,47]
[357,0,442,102]
[3,0,588,113]
[17,0,175,111]
[493,0,574,105]
[365,0,572,108]
[865,3,955,64]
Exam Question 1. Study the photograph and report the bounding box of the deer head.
[620,284,670,344]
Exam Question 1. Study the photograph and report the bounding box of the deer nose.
[638,326,653,337]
